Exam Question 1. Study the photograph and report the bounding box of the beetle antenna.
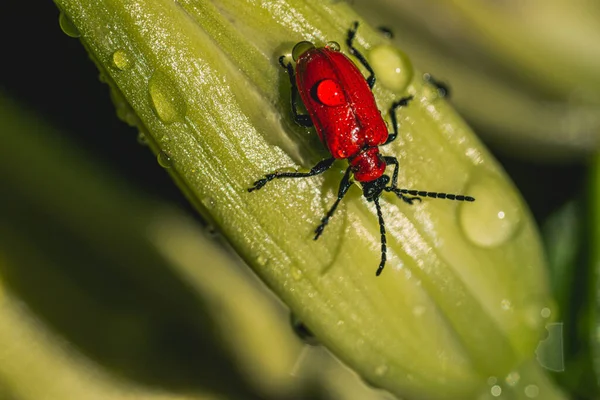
[373,196,388,276]
[385,187,475,202]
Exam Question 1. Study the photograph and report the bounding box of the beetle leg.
[423,73,451,98]
[279,56,313,128]
[383,156,421,204]
[314,167,353,240]
[384,95,413,145]
[346,21,376,90]
[373,196,388,276]
[248,157,335,192]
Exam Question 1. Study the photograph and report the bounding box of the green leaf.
[53,1,564,398]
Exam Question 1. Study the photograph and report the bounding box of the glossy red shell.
[295,47,389,182]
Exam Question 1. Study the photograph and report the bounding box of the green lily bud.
[53,0,564,398]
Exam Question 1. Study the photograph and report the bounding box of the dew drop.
[540,307,552,318]
[487,376,498,385]
[459,175,523,247]
[137,132,148,146]
[59,12,80,38]
[157,151,173,168]
[148,71,187,123]
[256,255,268,266]
[412,305,426,316]
[491,385,502,397]
[291,267,303,281]
[292,41,315,61]
[111,49,131,71]
[505,371,520,386]
[524,384,539,398]
[374,364,388,376]
[369,44,413,92]
[325,41,340,51]
[501,299,512,311]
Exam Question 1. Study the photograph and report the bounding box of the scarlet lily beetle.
[249,22,474,276]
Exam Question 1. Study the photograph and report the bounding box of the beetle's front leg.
[383,156,421,204]
[346,22,376,90]
[384,95,413,145]
[278,56,313,128]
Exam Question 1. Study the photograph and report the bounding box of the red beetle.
[249,22,474,276]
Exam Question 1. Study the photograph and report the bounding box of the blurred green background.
[1,0,598,399]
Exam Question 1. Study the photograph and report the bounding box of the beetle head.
[361,175,390,202]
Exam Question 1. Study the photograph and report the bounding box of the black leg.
[383,156,421,204]
[279,56,313,127]
[373,197,387,276]
[376,26,394,39]
[248,158,335,192]
[314,167,353,240]
[384,95,413,145]
[346,22,376,90]
[423,73,450,98]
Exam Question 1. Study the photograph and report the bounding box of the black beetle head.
[361,175,390,201]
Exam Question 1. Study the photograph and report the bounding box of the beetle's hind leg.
[278,56,313,127]
[346,22,376,90]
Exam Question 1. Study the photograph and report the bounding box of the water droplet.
[292,41,315,61]
[325,41,340,51]
[505,371,520,386]
[112,49,131,70]
[374,364,388,376]
[157,151,173,168]
[291,267,303,281]
[524,384,539,398]
[148,71,187,123]
[491,385,502,396]
[59,12,80,38]
[501,299,512,311]
[137,132,148,146]
[412,305,426,316]
[541,307,552,318]
[256,255,268,266]
[368,44,413,92]
[487,376,498,385]
[459,175,523,247]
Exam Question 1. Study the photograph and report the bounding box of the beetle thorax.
[349,147,386,182]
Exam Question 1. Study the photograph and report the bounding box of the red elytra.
[249,22,475,276]
[295,47,388,182]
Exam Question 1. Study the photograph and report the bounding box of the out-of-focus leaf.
[0,92,308,400]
